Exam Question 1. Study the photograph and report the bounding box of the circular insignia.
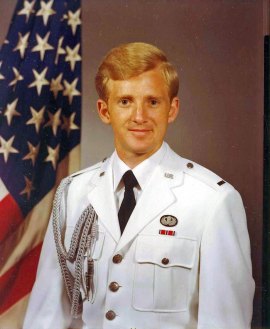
[160,215,178,227]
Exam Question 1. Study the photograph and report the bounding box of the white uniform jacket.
[23,144,255,329]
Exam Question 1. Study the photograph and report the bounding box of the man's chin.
[128,144,159,157]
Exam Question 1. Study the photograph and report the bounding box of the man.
[23,42,255,329]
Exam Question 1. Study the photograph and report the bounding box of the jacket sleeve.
[198,188,255,329]
[23,215,74,329]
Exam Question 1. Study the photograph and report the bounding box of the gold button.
[187,162,194,169]
[106,310,116,320]
[112,254,123,264]
[162,257,169,265]
[109,281,120,292]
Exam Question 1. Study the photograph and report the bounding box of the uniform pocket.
[132,234,196,312]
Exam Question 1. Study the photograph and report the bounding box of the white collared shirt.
[112,142,167,210]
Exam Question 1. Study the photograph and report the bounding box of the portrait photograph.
[0,1,268,329]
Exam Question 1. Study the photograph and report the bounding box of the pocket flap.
[135,235,196,268]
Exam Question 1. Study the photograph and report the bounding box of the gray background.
[0,0,266,326]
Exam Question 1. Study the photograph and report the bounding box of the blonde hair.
[95,42,179,101]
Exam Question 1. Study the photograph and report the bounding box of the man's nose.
[132,102,147,123]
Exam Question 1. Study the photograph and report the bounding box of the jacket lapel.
[87,157,121,243]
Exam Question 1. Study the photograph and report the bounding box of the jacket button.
[162,257,169,265]
[109,281,120,292]
[187,162,194,169]
[106,310,116,320]
[112,254,123,263]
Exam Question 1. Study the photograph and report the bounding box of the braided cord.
[52,177,98,318]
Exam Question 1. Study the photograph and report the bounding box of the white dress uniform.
[23,142,255,329]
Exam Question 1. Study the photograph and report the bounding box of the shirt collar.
[112,142,167,192]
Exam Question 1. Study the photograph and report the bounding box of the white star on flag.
[4,98,21,125]
[9,67,24,88]
[45,144,60,170]
[13,32,30,59]
[28,67,50,95]
[20,176,34,200]
[55,36,66,65]
[17,0,36,22]
[26,106,46,133]
[62,112,79,135]
[65,44,81,71]
[63,78,81,104]
[50,73,63,98]
[0,136,19,162]
[0,62,5,80]
[32,32,54,61]
[67,9,81,35]
[44,108,62,136]
[23,142,40,166]
[36,0,56,26]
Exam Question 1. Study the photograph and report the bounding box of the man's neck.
[116,146,163,169]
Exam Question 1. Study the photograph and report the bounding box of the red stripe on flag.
[0,243,42,314]
[0,194,24,243]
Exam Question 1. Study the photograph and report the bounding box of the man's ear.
[168,97,180,123]
[97,99,111,124]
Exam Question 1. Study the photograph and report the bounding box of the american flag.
[0,1,81,327]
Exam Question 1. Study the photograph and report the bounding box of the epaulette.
[183,160,233,192]
[69,161,103,179]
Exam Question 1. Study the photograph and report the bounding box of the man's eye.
[120,99,129,105]
[150,99,158,106]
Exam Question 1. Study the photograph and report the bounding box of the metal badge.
[164,172,174,179]
[160,215,178,227]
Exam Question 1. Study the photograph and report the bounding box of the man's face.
[97,68,179,164]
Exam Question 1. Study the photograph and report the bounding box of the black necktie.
[118,170,138,234]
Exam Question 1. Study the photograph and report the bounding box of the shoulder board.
[183,159,233,191]
[69,161,103,179]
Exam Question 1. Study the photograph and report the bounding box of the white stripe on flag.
[0,179,8,201]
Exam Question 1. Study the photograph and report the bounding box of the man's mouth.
[128,128,152,136]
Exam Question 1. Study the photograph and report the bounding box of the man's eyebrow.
[115,94,133,100]
[146,95,163,98]
[113,94,164,100]
[145,95,164,101]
